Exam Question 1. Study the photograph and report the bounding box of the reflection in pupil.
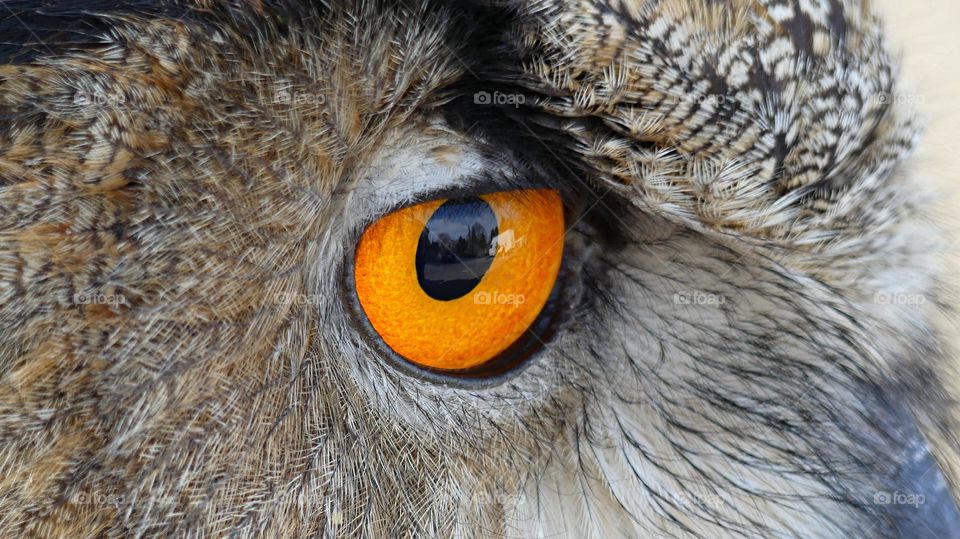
[416,197,499,301]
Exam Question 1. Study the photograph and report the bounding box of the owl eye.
[352,189,565,378]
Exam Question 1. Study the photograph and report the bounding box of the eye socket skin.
[353,189,565,373]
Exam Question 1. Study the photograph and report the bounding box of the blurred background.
[874,0,960,371]
[876,0,960,210]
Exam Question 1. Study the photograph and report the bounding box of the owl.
[1,0,958,537]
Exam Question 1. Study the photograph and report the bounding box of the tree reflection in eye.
[415,197,499,301]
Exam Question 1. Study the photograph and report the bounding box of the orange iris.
[353,189,565,371]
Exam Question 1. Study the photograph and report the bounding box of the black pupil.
[416,197,499,301]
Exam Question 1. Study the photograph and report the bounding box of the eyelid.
[382,177,557,214]
[343,133,592,233]
[350,173,579,238]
